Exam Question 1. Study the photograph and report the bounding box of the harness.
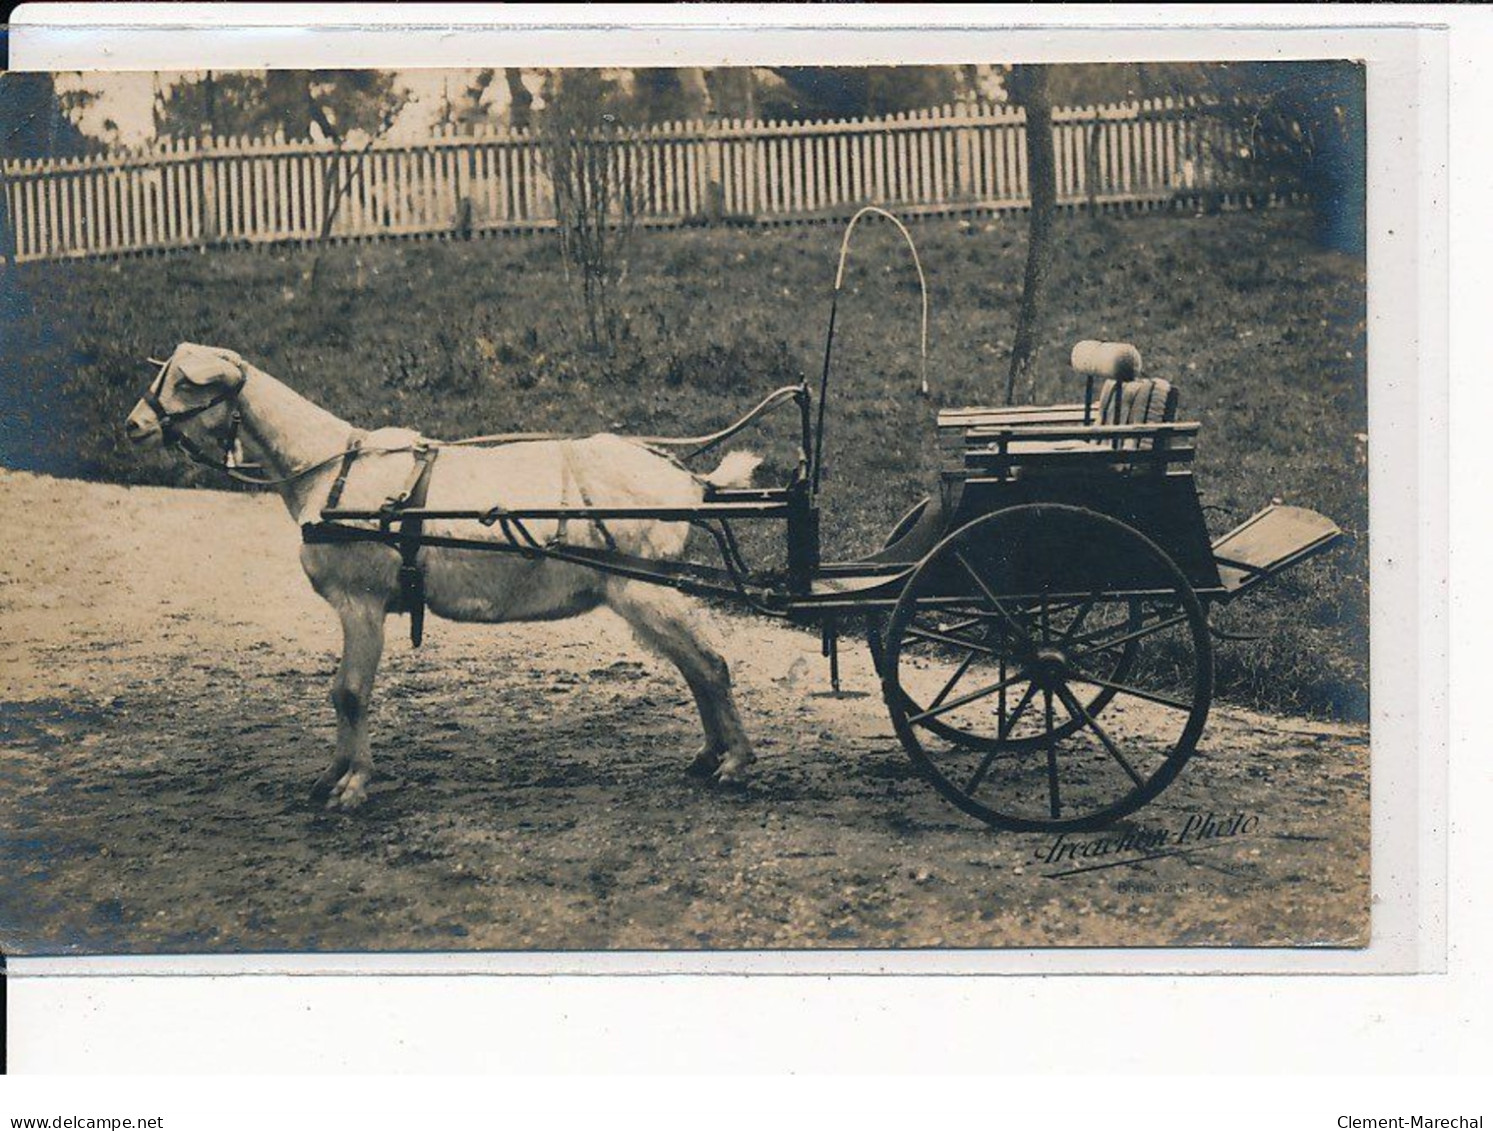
[319,431,439,648]
[310,437,617,649]
[325,429,368,511]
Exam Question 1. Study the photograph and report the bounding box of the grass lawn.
[0,205,1368,719]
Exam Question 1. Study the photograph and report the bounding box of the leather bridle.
[137,355,381,489]
[139,355,249,474]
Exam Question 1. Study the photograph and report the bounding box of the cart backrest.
[1094,377,1178,436]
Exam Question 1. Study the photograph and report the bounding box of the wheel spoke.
[1055,683,1145,789]
[951,549,1034,652]
[928,649,979,710]
[1044,688,1060,819]
[998,656,1008,735]
[912,613,984,638]
[1067,611,1190,661]
[942,615,985,635]
[907,669,1029,725]
[903,623,999,658]
[1057,590,1103,646]
[1068,672,1194,713]
[963,683,1038,795]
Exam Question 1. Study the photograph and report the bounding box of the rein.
[140,358,803,490]
[139,358,425,488]
[140,353,799,653]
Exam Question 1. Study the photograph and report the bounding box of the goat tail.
[702,449,763,491]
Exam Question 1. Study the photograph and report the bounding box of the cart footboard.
[1211,505,1344,599]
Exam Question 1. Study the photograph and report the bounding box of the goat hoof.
[311,760,351,803]
[686,747,723,778]
[325,788,368,812]
[712,756,754,787]
[324,770,371,811]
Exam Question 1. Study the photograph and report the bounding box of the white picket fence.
[0,98,1254,264]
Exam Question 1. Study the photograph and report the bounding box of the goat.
[125,343,759,811]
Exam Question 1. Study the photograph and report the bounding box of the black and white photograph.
[0,58,1370,955]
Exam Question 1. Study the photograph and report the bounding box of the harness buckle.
[381,439,436,517]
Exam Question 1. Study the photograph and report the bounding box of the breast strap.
[325,429,368,511]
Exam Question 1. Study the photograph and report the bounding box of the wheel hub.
[1027,646,1070,689]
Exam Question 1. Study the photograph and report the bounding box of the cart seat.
[938,378,1189,483]
[937,342,1189,481]
[1067,338,1176,446]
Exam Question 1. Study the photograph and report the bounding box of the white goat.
[125,343,759,810]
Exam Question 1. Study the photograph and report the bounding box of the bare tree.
[306,86,404,293]
[534,71,649,350]
[1004,64,1058,405]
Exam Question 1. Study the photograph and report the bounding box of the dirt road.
[0,470,1368,953]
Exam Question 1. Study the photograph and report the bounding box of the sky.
[54,69,521,146]
[54,66,1007,149]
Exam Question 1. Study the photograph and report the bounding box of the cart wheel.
[882,504,1212,833]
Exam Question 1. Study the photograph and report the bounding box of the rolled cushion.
[1070,340,1143,382]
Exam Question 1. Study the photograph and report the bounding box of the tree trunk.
[505,69,533,130]
[709,68,757,120]
[202,70,217,140]
[1005,65,1057,406]
[303,77,342,148]
[677,68,712,118]
[677,69,718,222]
[1085,109,1101,215]
[307,105,398,293]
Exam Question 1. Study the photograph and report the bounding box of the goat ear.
[170,343,244,387]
